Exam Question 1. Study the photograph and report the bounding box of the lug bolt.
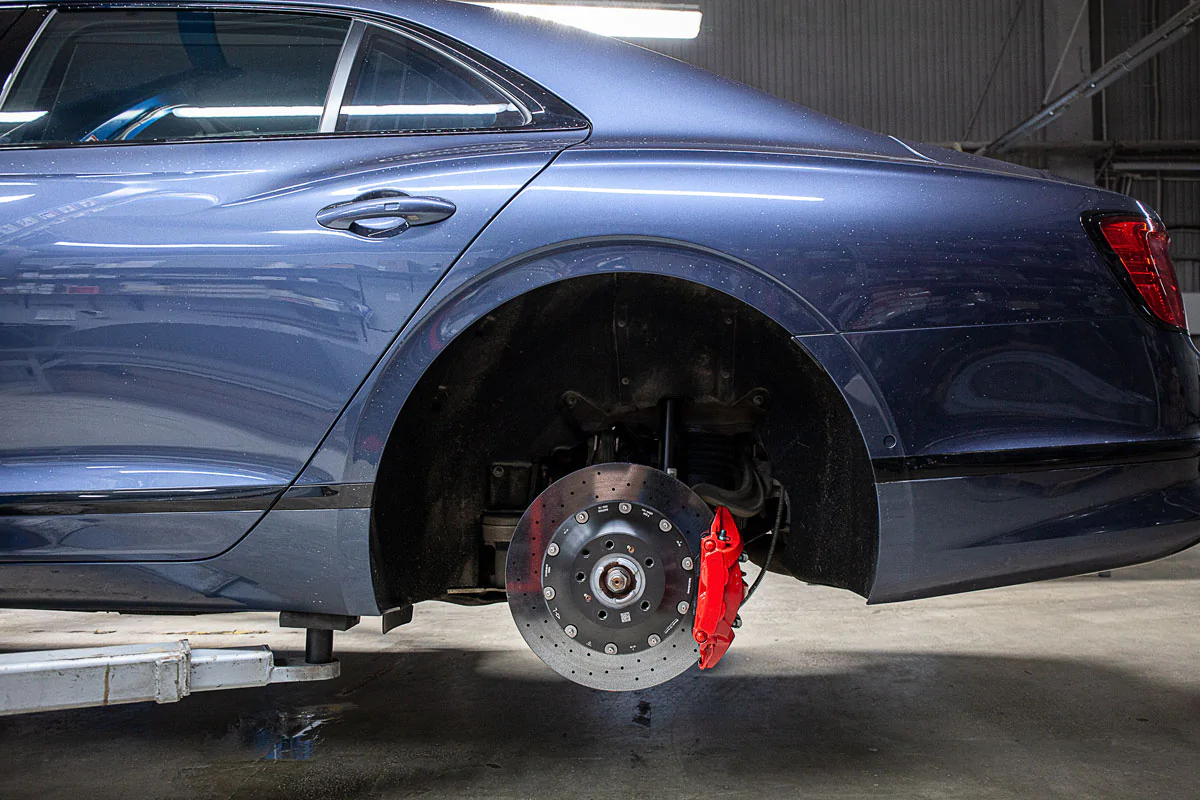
[564,625,577,638]
[647,634,661,647]
[575,511,589,524]
[491,465,505,477]
[543,586,556,600]
[547,543,560,557]
[619,502,632,514]
[681,557,694,571]
[732,616,742,629]
[659,519,672,532]
[677,600,690,614]
[738,553,748,563]
[604,643,618,655]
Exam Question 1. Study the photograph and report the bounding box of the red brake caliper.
[692,506,744,670]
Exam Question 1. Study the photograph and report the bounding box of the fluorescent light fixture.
[0,111,47,123]
[473,2,702,39]
[174,104,516,118]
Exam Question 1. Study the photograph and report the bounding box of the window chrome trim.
[318,18,364,134]
[0,8,55,110]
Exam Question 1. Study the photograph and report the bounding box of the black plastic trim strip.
[0,485,285,515]
[0,482,374,515]
[276,482,373,510]
[872,439,1200,483]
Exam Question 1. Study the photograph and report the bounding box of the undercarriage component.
[659,397,681,477]
[507,463,713,690]
[479,462,537,589]
[693,506,745,670]
[691,442,770,517]
[381,605,414,634]
[278,611,359,665]
[481,513,519,588]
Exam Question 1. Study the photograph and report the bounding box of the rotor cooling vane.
[507,463,713,690]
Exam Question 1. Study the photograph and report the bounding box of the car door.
[0,6,588,561]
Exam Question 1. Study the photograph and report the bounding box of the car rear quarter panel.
[298,145,1186,487]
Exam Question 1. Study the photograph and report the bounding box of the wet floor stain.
[231,703,354,762]
[633,699,652,727]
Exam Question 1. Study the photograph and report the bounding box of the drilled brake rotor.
[507,463,713,691]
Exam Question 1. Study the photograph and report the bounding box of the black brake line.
[742,481,787,604]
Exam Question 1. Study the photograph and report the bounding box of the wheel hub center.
[590,554,646,609]
[601,563,635,597]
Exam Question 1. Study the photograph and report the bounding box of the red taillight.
[1097,215,1186,330]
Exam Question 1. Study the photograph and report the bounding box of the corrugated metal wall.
[1100,1,1199,141]
[641,0,1199,285]
[652,0,1046,143]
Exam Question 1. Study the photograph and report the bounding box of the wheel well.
[370,273,878,607]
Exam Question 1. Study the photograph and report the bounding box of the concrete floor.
[0,549,1197,800]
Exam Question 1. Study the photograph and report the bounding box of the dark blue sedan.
[0,0,1195,689]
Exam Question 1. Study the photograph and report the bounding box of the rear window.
[337,25,526,133]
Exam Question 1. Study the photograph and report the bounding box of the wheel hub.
[507,463,713,690]
[549,501,689,655]
[597,557,639,603]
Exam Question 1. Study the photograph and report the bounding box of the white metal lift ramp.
[0,639,339,716]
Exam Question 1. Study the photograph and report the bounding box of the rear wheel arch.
[360,241,880,608]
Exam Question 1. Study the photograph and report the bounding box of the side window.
[336,26,526,134]
[0,10,349,145]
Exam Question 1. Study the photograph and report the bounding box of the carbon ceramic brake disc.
[507,463,713,691]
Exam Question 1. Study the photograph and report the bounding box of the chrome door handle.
[317,192,456,238]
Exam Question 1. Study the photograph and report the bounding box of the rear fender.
[293,237,901,487]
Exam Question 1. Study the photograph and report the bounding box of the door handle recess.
[317,192,456,238]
